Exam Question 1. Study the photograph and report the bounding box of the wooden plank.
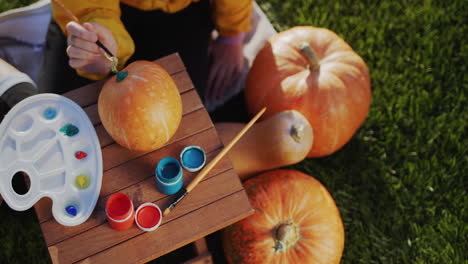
[40,157,233,245]
[83,104,100,126]
[101,123,219,171]
[36,126,225,223]
[47,169,244,264]
[179,89,204,118]
[193,238,209,255]
[75,190,253,264]
[63,54,186,107]
[63,80,105,108]
[153,53,185,74]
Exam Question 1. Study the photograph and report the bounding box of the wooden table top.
[33,53,254,264]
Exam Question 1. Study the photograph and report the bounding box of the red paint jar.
[135,203,162,232]
[106,193,134,231]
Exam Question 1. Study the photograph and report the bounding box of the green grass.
[257,0,467,263]
[1,0,467,263]
[0,0,37,13]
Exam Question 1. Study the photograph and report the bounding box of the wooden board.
[35,53,253,264]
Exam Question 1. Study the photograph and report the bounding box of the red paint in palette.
[75,151,88,160]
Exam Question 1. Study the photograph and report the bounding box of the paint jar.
[135,203,162,232]
[155,157,183,195]
[180,146,206,172]
[105,193,134,231]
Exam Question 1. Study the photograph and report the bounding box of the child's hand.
[207,40,244,101]
[66,22,117,77]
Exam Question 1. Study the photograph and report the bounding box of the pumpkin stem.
[290,124,304,143]
[299,42,320,71]
[274,222,300,254]
[107,54,128,82]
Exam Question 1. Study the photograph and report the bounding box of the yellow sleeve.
[52,0,134,80]
[212,0,253,37]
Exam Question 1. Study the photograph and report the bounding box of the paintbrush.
[163,107,267,217]
[52,0,114,58]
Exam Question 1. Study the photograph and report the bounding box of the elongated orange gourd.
[215,110,313,180]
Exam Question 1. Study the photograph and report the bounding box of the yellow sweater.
[52,0,253,79]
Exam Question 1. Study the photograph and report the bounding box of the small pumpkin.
[245,26,371,157]
[98,61,182,152]
[223,170,344,264]
[215,110,313,180]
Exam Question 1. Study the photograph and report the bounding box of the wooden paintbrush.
[163,107,267,217]
[51,0,114,58]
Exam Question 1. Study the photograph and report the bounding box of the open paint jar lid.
[180,146,206,172]
[135,203,162,232]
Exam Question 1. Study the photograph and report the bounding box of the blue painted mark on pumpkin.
[43,107,57,120]
[60,123,79,137]
[66,205,77,217]
[116,71,128,82]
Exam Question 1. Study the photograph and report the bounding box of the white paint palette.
[0,94,102,226]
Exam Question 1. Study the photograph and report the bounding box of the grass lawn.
[1,0,467,263]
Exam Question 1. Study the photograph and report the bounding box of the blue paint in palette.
[66,205,78,217]
[44,107,57,120]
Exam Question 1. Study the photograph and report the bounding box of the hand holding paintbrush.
[52,0,119,76]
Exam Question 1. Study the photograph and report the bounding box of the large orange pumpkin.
[245,26,371,157]
[223,169,344,264]
[98,61,182,152]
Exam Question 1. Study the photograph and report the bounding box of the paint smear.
[60,123,79,137]
[44,107,57,120]
[75,174,90,189]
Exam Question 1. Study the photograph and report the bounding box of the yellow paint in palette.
[75,174,90,189]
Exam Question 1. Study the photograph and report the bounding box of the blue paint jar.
[155,157,183,195]
[180,146,206,172]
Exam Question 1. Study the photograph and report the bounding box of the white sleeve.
[0,71,36,97]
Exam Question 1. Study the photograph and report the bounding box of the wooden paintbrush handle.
[52,0,80,23]
[186,107,267,192]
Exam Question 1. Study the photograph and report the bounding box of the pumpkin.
[98,61,182,152]
[223,170,344,264]
[215,110,313,180]
[245,26,371,157]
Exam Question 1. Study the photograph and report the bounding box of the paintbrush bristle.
[163,208,170,217]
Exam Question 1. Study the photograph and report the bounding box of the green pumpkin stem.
[300,42,320,71]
